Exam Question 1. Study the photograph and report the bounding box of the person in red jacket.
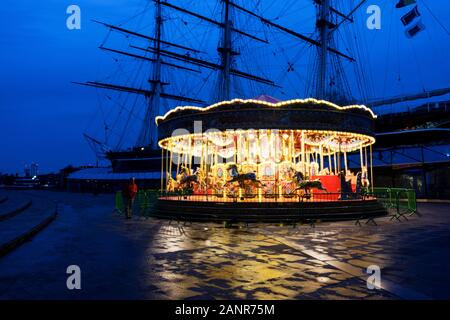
[123,177,138,219]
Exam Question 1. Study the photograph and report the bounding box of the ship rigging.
[70,0,450,198]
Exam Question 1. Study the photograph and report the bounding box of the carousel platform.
[152,196,388,223]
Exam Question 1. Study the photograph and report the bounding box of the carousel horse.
[281,181,296,198]
[191,168,207,190]
[166,173,179,192]
[243,183,258,198]
[202,169,215,189]
[212,180,225,197]
[263,181,277,198]
[196,168,216,194]
[290,168,327,198]
[224,164,265,188]
[177,166,200,191]
[226,184,239,198]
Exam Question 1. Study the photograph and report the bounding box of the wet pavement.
[0,190,449,299]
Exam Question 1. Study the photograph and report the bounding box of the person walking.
[123,177,138,219]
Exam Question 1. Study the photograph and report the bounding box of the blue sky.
[0,0,449,174]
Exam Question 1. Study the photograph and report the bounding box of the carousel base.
[152,197,388,223]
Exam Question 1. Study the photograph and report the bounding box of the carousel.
[153,98,387,222]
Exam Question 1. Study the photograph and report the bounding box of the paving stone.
[0,191,449,299]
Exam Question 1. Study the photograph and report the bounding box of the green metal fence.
[369,187,417,218]
[113,191,124,215]
[114,188,418,220]
[114,189,159,218]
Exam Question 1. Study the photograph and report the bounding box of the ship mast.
[80,0,336,151]
[218,0,233,101]
[141,0,163,148]
[317,0,330,99]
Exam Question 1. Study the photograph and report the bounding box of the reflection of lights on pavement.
[317,277,331,283]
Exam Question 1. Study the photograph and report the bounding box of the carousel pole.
[274,131,279,199]
[365,146,368,170]
[306,150,310,177]
[268,129,272,160]
[238,133,243,199]
[169,147,173,182]
[246,133,250,162]
[204,135,207,199]
[215,146,219,166]
[284,132,287,161]
[233,135,238,165]
[160,145,164,194]
[257,131,262,203]
[359,143,364,173]
[290,131,295,164]
[370,144,374,192]
[204,135,208,172]
[188,136,192,173]
[344,150,348,174]
[319,144,324,173]
[301,131,305,175]
[337,142,341,174]
[201,137,204,174]
[333,151,337,175]
[177,149,181,180]
[165,146,169,192]
[257,130,261,165]
[328,149,332,174]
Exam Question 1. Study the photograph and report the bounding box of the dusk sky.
[1,0,449,174]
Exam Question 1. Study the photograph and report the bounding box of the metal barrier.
[114,190,159,218]
[114,188,417,221]
[113,191,124,216]
[369,187,417,219]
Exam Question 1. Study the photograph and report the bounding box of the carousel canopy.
[156,98,377,143]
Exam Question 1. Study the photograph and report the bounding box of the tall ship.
[69,0,450,198]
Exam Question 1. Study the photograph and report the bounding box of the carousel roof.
[156,98,377,141]
[156,98,376,125]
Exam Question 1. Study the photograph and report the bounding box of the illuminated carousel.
[153,98,387,222]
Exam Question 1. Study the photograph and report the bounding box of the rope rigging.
[83,0,449,153]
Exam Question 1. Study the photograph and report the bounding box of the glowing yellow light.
[155,97,377,125]
[158,128,375,154]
